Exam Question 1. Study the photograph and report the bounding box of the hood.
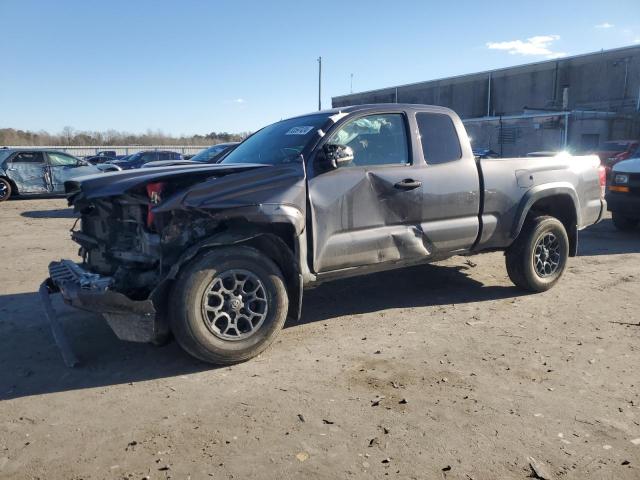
[612,157,640,174]
[67,165,105,177]
[142,160,200,168]
[65,163,269,201]
[154,162,307,213]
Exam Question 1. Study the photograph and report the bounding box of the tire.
[169,246,288,365]
[505,215,569,292]
[611,211,638,231]
[0,178,12,202]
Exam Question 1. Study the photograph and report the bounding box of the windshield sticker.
[286,126,314,135]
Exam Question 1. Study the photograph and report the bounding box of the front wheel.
[0,178,12,202]
[169,246,289,365]
[505,216,569,292]
[611,211,638,231]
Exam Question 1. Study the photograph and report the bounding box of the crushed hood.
[65,163,269,201]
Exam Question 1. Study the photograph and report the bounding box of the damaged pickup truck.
[43,104,606,365]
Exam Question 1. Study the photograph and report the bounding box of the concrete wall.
[332,45,640,117]
[332,45,640,153]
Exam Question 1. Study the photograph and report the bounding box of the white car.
[606,156,640,231]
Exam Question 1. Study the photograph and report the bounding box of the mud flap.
[39,281,80,368]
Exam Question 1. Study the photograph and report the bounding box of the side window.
[416,113,462,164]
[48,152,78,166]
[327,113,409,167]
[13,152,45,164]
[141,152,157,162]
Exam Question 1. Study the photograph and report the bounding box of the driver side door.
[46,152,84,193]
[308,112,427,273]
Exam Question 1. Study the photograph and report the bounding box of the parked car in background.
[142,142,239,168]
[0,148,119,202]
[108,150,183,170]
[472,148,500,159]
[595,140,639,175]
[606,156,640,231]
[84,150,119,165]
[44,104,606,365]
[90,150,117,159]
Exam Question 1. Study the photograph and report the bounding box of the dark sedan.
[109,150,183,170]
[142,143,239,168]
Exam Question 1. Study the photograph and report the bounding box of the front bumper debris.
[41,260,159,367]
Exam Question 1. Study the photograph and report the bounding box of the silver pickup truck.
[42,104,606,366]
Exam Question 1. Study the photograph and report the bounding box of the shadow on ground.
[1,218,636,400]
[578,219,640,256]
[296,263,519,325]
[0,263,518,401]
[21,208,77,219]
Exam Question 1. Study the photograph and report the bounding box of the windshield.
[221,114,331,165]
[0,150,12,163]
[121,152,141,162]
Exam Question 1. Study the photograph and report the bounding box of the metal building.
[332,45,640,156]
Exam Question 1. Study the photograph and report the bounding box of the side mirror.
[319,144,354,170]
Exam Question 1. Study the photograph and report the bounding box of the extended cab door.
[413,111,480,252]
[308,112,427,273]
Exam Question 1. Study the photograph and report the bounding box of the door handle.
[394,179,422,190]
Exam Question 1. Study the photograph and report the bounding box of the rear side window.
[416,113,462,164]
[13,152,45,163]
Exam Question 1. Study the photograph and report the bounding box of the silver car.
[0,148,119,201]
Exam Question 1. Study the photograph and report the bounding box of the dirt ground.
[0,198,639,480]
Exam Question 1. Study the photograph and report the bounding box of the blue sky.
[1,0,639,135]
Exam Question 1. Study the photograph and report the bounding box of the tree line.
[0,127,249,146]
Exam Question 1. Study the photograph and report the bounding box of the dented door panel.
[50,165,104,193]
[8,153,49,194]
[309,165,424,272]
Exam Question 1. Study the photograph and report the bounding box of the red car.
[595,140,639,176]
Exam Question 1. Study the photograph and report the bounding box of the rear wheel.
[169,246,288,365]
[611,211,638,231]
[0,178,12,202]
[505,215,569,292]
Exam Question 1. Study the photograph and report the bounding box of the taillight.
[146,182,166,229]
[598,166,606,198]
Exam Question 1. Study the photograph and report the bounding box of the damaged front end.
[42,185,179,366]
[41,163,307,366]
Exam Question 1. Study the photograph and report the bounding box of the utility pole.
[317,56,322,111]
[350,73,353,94]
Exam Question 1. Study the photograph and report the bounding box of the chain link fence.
[3,145,208,158]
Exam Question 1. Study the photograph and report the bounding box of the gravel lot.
[1,198,639,480]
